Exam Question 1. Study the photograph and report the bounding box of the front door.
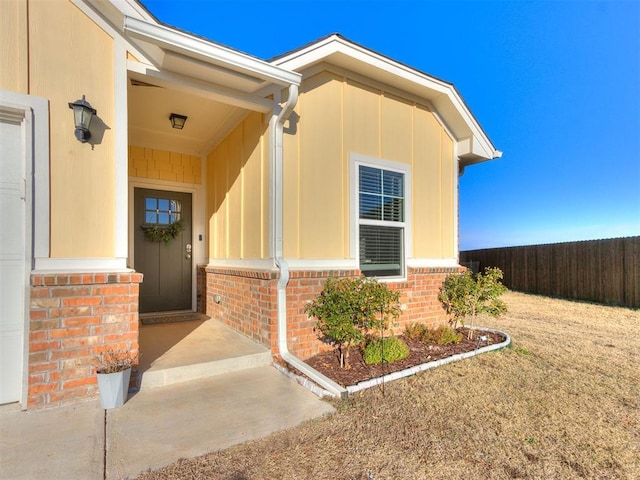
[134,188,192,313]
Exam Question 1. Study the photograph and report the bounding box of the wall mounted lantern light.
[170,113,188,130]
[68,95,97,143]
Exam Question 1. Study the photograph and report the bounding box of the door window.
[144,197,182,225]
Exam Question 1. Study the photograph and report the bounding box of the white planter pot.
[96,368,131,409]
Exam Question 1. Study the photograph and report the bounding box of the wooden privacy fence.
[461,236,640,308]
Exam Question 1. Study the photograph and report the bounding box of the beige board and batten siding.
[0,0,116,258]
[284,72,346,259]
[0,0,29,93]
[283,71,456,260]
[206,112,269,260]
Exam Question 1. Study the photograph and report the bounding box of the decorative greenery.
[424,325,463,345]
[405,322,430,341]
[141,218,185,244]
[438,267,508,339]
[96,349,138,374]
[305,276,401,369]
[363,336,410,365]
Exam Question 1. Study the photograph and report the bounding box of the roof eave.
[124,16,301,88]
[273,34,501,164]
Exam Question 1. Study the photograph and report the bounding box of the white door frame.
[0,90,49,409]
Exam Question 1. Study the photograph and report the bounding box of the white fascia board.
[73,0,160,67]
[124,17,301,88]
[275,35,451,96]
[109,0,157,22]
[276,35,499,162]
[456,136,496,162]
[432,94,499,161]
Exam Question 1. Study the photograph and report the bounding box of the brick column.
[28,272,143,409]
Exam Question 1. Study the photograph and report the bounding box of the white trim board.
[0,92,46,409]
[407,258,460,268]
[33,258,131,273]
[350,153,412,282]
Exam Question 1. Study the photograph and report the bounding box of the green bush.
[363,336,410,365]
[438,267,508,339]
[424,325,462,345]
[305,276,401,369]
[405,322,429,341]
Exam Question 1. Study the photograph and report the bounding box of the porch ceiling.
[128,77,248,156]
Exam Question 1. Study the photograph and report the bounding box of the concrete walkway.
[0,366,335,480]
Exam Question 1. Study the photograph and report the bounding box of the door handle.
[185,243,192,259]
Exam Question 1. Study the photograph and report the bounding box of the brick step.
[138,318,272,390]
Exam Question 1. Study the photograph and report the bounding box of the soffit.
[127,78,247,156]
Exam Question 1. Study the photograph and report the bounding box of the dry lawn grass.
[137,292,639,479]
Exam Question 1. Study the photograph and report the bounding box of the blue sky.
[142,0,640,250]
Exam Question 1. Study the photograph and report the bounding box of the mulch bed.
[305,328,506,387]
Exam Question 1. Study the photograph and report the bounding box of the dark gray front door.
[134,188,192,313]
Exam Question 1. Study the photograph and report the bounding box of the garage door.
[0,106,27,404]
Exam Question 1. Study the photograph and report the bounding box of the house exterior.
[0,0,501,409]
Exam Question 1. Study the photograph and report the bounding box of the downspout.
[270,85,348,398]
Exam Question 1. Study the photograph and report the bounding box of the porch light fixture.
[169,113,188,130]
[68,95,96,143]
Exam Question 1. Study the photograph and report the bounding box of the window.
[144,197,182,225]
[357,164,406,277]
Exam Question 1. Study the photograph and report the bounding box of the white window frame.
[350,153,412,281]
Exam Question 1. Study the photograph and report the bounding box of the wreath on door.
[140,219,185,244]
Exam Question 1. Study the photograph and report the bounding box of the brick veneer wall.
[206,267,279,349]
[196,265,207,313]
[392,266,465,331]
[205,265,462,361]
[282,270,360,359]
[28,272,143,410]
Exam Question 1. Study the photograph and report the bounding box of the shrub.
[95,349,137,374]
[424,325,462,345]
[363,336,410,365]
[305,276,401,369]
[438,267,508,339]
[405,322,429,341]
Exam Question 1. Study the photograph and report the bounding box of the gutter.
[270,86,348,399]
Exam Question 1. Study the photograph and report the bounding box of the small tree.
[305,276,401,369]
[438,267,508,339]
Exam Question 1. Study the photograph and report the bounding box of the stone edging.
[346,327,511,395]
[275,327,511,398]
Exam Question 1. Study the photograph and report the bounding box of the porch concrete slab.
[1,366,335,480]
[110,365,336,479]
[139,318,272,389]
[0,401,104,480]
